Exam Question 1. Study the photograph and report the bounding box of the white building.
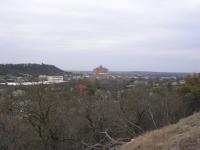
[47,76,64,83]
[38,75,48,81]
[39,75,64,83]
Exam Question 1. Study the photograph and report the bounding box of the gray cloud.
[0,0,200,72]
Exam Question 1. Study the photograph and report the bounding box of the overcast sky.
[0,0,200,72]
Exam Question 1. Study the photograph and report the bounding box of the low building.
[171,81,178,86]
[38,75,48,81]
[180,80,186,85]
[47,76,64,83]
[39,75,64,83]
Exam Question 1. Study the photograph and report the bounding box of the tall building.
[92,65,109,79]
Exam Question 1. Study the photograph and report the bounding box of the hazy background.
[0,0,200,72]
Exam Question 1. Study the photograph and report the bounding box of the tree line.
[0,74,199,150]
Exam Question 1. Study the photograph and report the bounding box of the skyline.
[1,0,200,72]
[0,63,195,73]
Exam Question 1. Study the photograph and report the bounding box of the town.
[0,63,198,150]
[0,64,188,87]
[1,0,200,149]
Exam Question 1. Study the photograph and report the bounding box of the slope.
[120,112,200,150]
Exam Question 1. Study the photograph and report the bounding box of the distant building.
[47,76,64,83]
[72,73,84,80]
[38,75,48,81]
[180,80,186,85]
[63,74,72,81]
[92,65,109,79]
[64,73,86,81]
[171,81,178,86]
[38,75,64,83]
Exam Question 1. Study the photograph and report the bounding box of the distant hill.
[120,112,200,150]
[77,71,191,78]
[0,64,67,76]
[111,71,191,78]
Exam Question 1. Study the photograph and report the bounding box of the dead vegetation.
[120,112,200,150]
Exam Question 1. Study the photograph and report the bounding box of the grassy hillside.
[120,112,200,150]
[0,63,66,76]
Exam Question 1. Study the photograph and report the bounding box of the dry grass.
[120,113,200,150]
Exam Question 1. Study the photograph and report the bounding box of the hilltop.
[120,112,200,150]
[0,63,67,76]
